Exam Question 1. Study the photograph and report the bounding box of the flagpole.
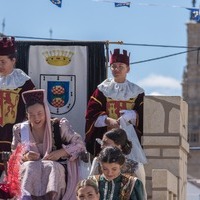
[49,28,53,39]
[2,18,5,34]
[192,0,196,7]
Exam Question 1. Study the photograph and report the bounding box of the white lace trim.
[102,176,115,200]
[0,68,31,89]
[97,78,144,100]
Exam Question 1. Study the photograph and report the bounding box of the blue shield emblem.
[40,74,76,115]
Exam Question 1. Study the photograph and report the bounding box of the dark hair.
[25,102,44,111]
[98,146,125,166]
[76,179,99,195]
[8,52,17,60]
[104,128,132,155]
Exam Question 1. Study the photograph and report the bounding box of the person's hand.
[119,110,137,125]
[105,117,120,129]
[43,149,68,161]
[23,151,40,161]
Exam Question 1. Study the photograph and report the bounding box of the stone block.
[146,179,152,199]
[162,149,181,158]
[143,136,180,147]
[144,148,161,157]
[152,169,178,195]
[180,137,189,153]
[152,191,169,200]
[145,159,180,177]
[180,100,188,140]
[143,96,187,136]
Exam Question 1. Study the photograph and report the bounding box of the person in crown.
[85,48,145,157]
[11,89,86,200]
[0,36,35,197]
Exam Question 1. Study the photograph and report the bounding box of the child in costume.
[89,128,147,200]
[11,89,86,200]
[85,48,145,159]
[76,179,100,200]
[89,146,145,200]
[0,36,35,198]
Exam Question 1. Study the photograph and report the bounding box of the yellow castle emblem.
[42,50,74,66]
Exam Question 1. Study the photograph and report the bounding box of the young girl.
[90,146,145,200]
[11,89,86,200]
[90,129,145,183]
[76,179,100,200]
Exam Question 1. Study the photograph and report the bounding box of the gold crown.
[42,50,74,66]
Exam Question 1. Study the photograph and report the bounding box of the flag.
[28,45,88,137]
[186,8,200,22]
[50,0,62,8]
[114,2,131,8]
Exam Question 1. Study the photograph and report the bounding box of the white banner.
[28,45,88,137]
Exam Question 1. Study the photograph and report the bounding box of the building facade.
[182,22,200,180]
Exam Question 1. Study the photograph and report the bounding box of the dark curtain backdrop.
[15,41,106,101]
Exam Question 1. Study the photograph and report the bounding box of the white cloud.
[148,91,165,96]
[138,74,181,89]
[135,74,182,96]
[137,74,181,89]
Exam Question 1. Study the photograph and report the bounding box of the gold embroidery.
[106,98,135,119]
[0,88,22,127]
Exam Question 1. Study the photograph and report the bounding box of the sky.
[0,0,197,96]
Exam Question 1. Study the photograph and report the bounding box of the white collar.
[98,78,144,100]
[0,69,30,89]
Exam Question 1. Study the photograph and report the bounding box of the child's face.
[0,55,15,76]
[110,62,129,82]
[101,162,121,181]
[27,103,46,130]
[77,186,100,200]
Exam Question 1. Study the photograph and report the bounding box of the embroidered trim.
[91,96,103,106]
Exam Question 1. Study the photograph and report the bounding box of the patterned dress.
[89,157,147,200]
[0,69,35,173]
[12,118,86,200]
[90,174,145,200]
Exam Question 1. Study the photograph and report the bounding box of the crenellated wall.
[142,96,189,200]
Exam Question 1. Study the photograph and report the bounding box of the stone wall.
[183,22,200,181]
[142,96,189,200]
[152,169,178,200]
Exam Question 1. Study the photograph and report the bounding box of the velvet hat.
[22,89,45,107]
[110,48,130,66]
[0,37,16,55]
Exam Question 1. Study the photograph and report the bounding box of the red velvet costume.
[0,80,35,171]
[85,49,145,156]
[0,37,35,175]
[85,85,144,156]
